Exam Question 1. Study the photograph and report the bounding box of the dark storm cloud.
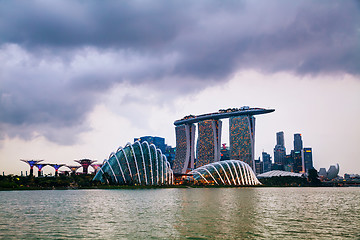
[0,0,359,143]
[0,1,187,49]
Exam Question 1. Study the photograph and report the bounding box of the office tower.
[262,151,272,173]
[196,120,222,168]
[291,150,303,173]
[229,115,255,170]
[274,131,286,165]
[134,136,166,153]
[302,147,313,172]
[274,146,286,165]
[255,158,263,175]
[283,154,293,172]
[294,133,303,152]
[164,145,176,167]
[173,124,196,174]
[276,131,285,147]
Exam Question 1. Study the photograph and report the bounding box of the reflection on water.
[0,188,359,239]
[175,188,258,239]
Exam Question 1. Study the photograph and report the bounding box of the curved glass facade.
[93,141,174,185]
[189,160,261,186]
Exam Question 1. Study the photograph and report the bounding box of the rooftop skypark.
[174,107,275,126]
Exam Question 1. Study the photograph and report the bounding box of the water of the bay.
[0,187,359,239]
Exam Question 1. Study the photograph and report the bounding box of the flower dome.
[189,160,261,186]
[93,141,174,185]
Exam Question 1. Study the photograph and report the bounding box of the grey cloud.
[1,1,359,75]
[0,1,188,49]
[0,0,359,144]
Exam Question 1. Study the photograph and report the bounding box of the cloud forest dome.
[189,160,261,186]
[93,141,174,185]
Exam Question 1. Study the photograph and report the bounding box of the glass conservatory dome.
[93,141,174,185]
[189,160,261,186]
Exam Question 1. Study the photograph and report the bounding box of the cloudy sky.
[1,0,359,176]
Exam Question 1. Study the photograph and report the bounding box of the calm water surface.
[0,187,359,239]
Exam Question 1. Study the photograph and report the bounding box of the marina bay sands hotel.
[173,107,274,174]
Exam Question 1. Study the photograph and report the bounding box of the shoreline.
[1,184,359,191]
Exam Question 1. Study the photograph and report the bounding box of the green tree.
[307,168,321,186]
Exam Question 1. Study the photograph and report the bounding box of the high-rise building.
[134,136,166,153]
[164,145,176,167]
[274,131,286,165]
[173,124,196,174]
[196,120,222,168]
[276,131,285,147]
[135,136,176,167]
[284,154,293,172]
[173,107,274,174]
[274,146,286,165]
[302,147,313,172]
[294,133,303,152]
[255,157,263,175]
[262,151,272,173]
[229,115,255,170]
[291,150,303,173]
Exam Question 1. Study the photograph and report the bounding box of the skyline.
[0,1,359,175]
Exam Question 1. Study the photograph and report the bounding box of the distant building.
[294,133,303,152]
[274,146,286,165]
[277,131,285,147]
[135,136,176,167]
[271,163,284,171]
[284,164,292,172]
[274,131,286,165]
[134,136,166,153]
[291,150,303,173]
[220,144,230,161]
[255,158,263,175]
[229,115,255,170]
[196,119,222,168]
[164,145,176,167]
[262,152,272,173]
[302,147,313,172]
[344,173,360,180]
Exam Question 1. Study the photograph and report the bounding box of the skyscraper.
[291,150,303,173]
[255,157,263,175]
[302,147,313,172]
[276,131,285,147]
[229,115,255,170]
[262,151,272,173]
[196,119,222,168]
[173,107,274,174]
[173,124,196,174]
[294,133,303,152]
[274,131,286,165]
[134,136,166,153]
